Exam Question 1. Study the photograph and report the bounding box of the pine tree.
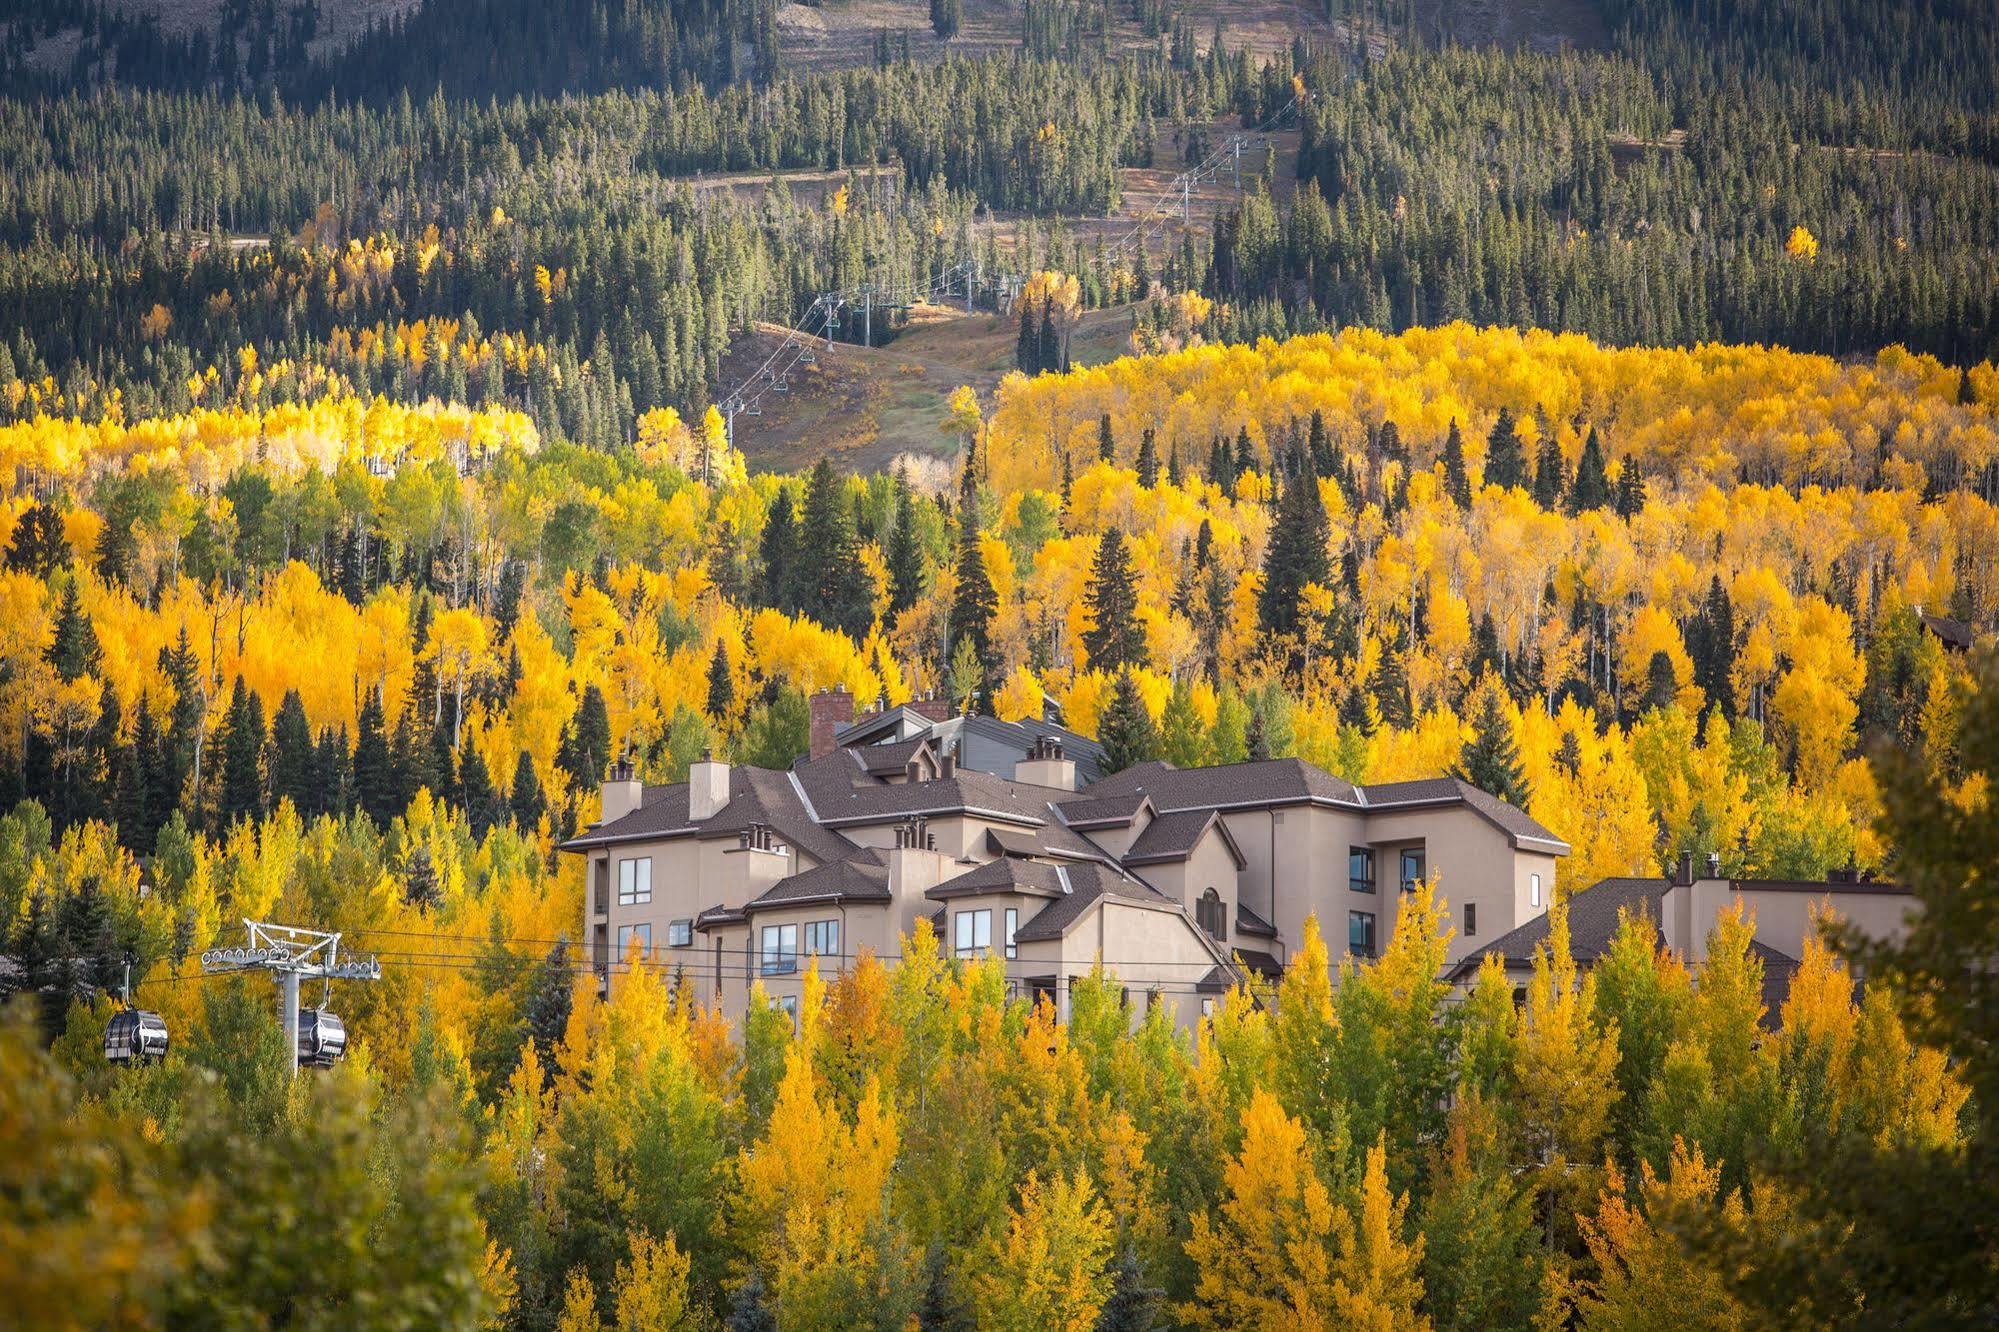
[1441,420,1472,507]
[1643,650,1678,713]
[1256,454,1331,647]
[459,741,500,837]
[352,692,398,826]
[1016,304,1039,375]
[1096,672,1159,774]
[267,689,316,816]
[1484,407,1527,490]
[946,501,998,684]
[929,0,960,40]
[885,478,925,614]
[217,676,266,827]
[117,693,160,853]
[1452,683,1531,806]
[1371,631,1413,729]
[1533,434,1567,508]
[706,640,735,724]
[510,752,547,830]
[1694,574,1737,718]
[404,845,442,910]
[1246,703,1271,761]
[1082,528,1144,672]
[1135,428,1159,487]
[797,458,873,639]
[1570,427,1612,512]
[1616,464,1647,518]
[560,684,613,790]
[1097,413,1116,464]
[759,488,799,613]
[45,581,102,683]
[1039,298,1062,375]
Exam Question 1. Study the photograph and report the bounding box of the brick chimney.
[809,687,855,759]
[907,694,954,723]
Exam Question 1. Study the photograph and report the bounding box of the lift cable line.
[712,96,1300,445]
[199,920,382,1075]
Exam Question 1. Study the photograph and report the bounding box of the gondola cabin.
[296,1008,347,1068]
[104,1008,169,1064]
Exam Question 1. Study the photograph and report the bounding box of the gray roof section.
[1079,761,1566,852]
[1447,876,1670,980]
[1123,807,1246,868]
[790,750,1111,861]
[926,857,1068,901]
[562,764,858,864]
[1084,758,1364,810]
[745,850,890,912]
[1014,862,1177,943]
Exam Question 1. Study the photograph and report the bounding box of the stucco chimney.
[809,687,855,759]
[1016,735,1078,791]
[600,757,643,825]
[689,749,731,821]
[1674,850,1696,887]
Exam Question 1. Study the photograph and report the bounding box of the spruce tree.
[759,488,799,613]
[560,684,613,790]
[706,640,735,723]
[1570,426,1612,512]
[118,693,161,853]
[1533,434,1566,508]
[1016,304,1039,375]
[510,752,547,830]
[946,501,998,682]
[459,741,500,838]
[1642,650,1678,713]
[217,676,266,827]
[403,845,442,910]
[520,940,574,1075]
[1135,427,1159,487]
[1441,420,1472,507]
[267,689,316,816]
[1246,703,1271,761]
[1451,684,1531,806]
[1483,408,1527,491]
[797,458,873,639]
[352,692,398,826]
[1696,574,1737,718]
[1097,413,1115,464]
[885,478,925,613]
[1097,671,1159,774]
[1616,464,1648,518]
[1371,630,1413,729]
[1082,528,1144,671]
[1039,298,1062,375]
[1256,453,1331,648]
[45,581,102,683]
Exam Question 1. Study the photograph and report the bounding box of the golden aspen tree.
[1330,1135,1429,1331]
[1566,1142,1751,1330]
[967,1168,1116,1332]
[1179,1088,1340,1331]
[554,1269,600,1332]
[612,1232,696,1332]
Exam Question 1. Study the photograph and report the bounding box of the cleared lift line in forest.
[716,95,1301,446]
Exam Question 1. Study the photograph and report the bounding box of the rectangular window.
[955,908,993,959]
[1400,848,1426,893]
[618,856,653,906]
[1463,902,1478,936]
[1348,910,1377,959]
[616,922,651,960]
[667,919,693,948]
[1004,908,1018,959]
[1348,847,1375,894]
[1530,873,1543,909]
[803,919,840,959]
[778,995,798,1028]
[760,923,798,976]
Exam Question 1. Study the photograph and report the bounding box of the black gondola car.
[104,1008,170,1063]
[296,1008,347,1067]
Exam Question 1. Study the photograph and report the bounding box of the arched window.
[1198,888,1226,941]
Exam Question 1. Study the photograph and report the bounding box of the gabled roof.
[789,750,1110,861]
[1446,876,1669,981]
[926,857,1069,901]
[1358,777,1570,852]
[1198,949,1285,992]
[1083,758,1364,810]
[745,851,890,913]
[1054,791,1155,829]
[1075,760,1568,854]
[853,737,935,776]
[1235,902,1279,938]
[1122,807,1247,869]
[559,764,856,865]
[1013,862,1181,943]
[1918,611,1975,652]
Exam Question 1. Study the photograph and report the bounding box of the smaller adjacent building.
[1446,852,1919,1021]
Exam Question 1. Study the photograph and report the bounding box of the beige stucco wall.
[1671,881,1917,964]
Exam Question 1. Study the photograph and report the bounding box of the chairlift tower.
[201,920,381,1076]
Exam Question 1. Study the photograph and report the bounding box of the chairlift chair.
[296,1007,348,1068]
[104,1007,170,1064]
